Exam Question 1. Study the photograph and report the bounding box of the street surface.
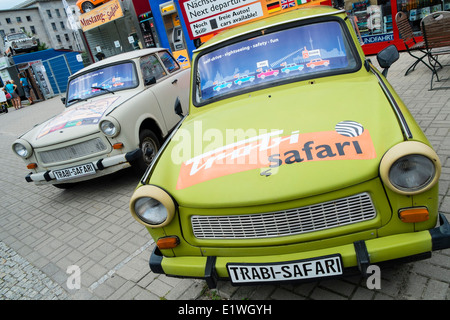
[0,52,449,300]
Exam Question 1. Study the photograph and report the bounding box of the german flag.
[267,1,281,13]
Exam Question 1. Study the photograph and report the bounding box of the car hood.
[149,75,405,208]
[20,93,132,147]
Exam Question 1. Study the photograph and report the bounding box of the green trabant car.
[130,7,450,287]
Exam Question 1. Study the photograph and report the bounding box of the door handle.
[171,79,178,85]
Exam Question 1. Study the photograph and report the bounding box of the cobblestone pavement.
[0,52,449,301]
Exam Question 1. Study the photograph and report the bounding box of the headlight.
[380,141,441,195]
[12,139,33,159]
[99,117,120,137]
[129,185,176,228]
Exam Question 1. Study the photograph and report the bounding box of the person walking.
[4,80,21,110]
[20,74,33,105]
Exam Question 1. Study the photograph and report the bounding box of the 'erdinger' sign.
[79,0,124,32]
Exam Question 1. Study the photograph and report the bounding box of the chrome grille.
[38,138,108,164]
[191,193,376,239]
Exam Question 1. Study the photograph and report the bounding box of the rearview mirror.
[377,45,399,77]
[144,77,156,86]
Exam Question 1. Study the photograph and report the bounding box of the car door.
[151,51,190,130]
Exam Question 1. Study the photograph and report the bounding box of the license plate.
[53,163,96,181]
[227,254,343,285]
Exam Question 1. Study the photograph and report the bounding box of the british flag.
[281,0,296,9]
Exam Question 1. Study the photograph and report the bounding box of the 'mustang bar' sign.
[79,0,124,32]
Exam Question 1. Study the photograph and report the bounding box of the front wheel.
[132,129,160,174]
[81,1,95,12]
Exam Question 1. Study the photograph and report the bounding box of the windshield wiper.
[91,86,114,94]
[67,98,88,104]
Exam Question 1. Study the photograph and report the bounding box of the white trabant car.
[12,48,190,188]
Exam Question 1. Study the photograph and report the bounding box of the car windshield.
[8,33,28,41]
[194,20,358,105]
[66,62,138,105]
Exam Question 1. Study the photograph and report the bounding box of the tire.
[132,129,160,174]
[81,1,95,12]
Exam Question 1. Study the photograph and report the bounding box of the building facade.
[0,0,84,54]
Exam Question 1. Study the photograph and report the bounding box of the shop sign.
[179,0,322,39]
[79,0,124,32]
[361,33,394,45]
[173,50,191,69]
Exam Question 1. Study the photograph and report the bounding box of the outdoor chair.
[421,11,450,90]
[395,11,434,76]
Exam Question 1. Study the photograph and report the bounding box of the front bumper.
[150,213,450,288]
[25,148,142,184]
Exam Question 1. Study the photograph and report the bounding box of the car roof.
[71,48,167,77]
[194,7,344,53]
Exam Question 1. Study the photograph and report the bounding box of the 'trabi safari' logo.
[176,121,375,190]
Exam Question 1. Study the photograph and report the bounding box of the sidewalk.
[0,51,449,300]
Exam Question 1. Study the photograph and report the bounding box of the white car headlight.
[12,139,33,159]
[380,141,441,195]
[129,185,176,228]
[99,117,120,137]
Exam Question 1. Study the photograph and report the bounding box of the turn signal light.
[112,143,124,149]
[399,208,429,223]
[27,163,37,169]
[156,236,180,249]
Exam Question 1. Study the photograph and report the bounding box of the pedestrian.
[20,73,33,105]
[4,80,21,110]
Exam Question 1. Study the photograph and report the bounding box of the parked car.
[306,58,330,68]
[234,75,255,85]
[257,68,279,79]
[76,0,110,13]
[129,7,449,288]
[213,81,232,91]
[4,32,38,56]
[12,48,190,188]
[281,63,304,73]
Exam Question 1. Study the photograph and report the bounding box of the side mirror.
[144,77,156,86]
[174,97,183,118]
[61,97,66,105]
[377,45,399,77]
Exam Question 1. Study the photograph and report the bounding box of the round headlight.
[389,155,435,191]
[380,141,441,195]
[135,197,168,225]
[12,139,33,159]
[130,185,176,228]
[99,117,120,137]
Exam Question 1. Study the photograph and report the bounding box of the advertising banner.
[179,0,323,39]
[79,0,124,32]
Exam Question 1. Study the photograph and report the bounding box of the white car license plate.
[227,254,343,284]
[53,163,96,181]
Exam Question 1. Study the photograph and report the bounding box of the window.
[26,16,32,22]
[55,9,61,17]
[56,35,61,43]
[195,21,359,104]
[9,28,15,33]
[64,34,69,41]
[158,51,180,73]
[51,23,57,31]
[30,26,36,34]
[5,18,11,24]
[16,17,22,23]
[140,54,167,83]
[20,27,25,33]
[60,21,66,30]
[47,10,52,18]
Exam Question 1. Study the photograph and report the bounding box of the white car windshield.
[7,33,28,41]
[194,20,358,105]
[66,62,138,105]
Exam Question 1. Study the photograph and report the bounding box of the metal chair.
[395,11,434,76]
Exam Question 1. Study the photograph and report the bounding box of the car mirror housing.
[377,45,399,77]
